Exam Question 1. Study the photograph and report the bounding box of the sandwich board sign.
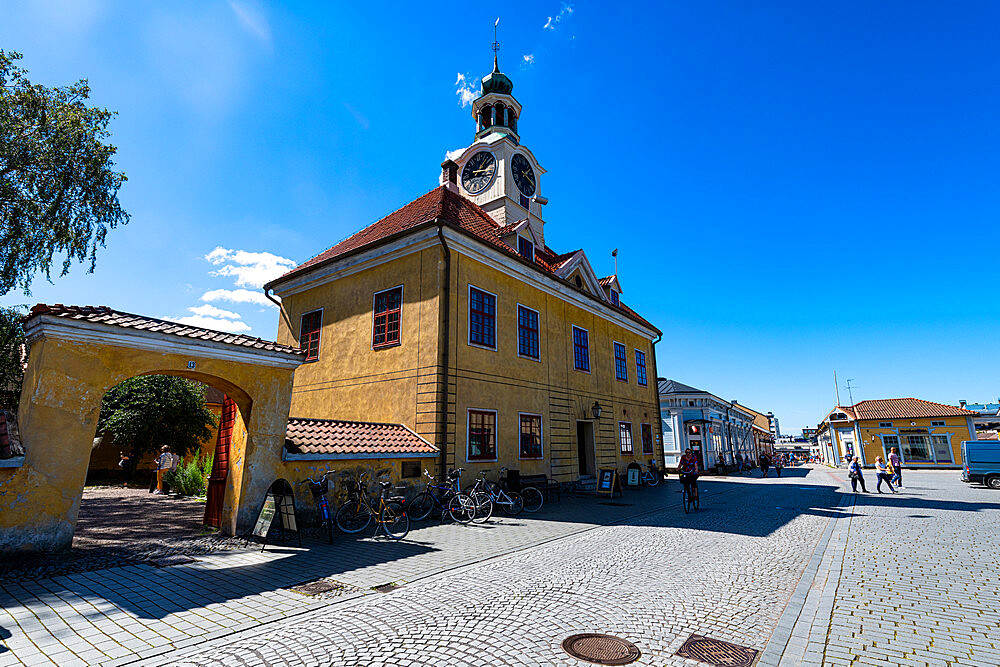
[597,468,622,498]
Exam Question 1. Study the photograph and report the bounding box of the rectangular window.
[641,423,653,455]
[468,409,497,461]
[902,435,932,462]
[519,413,542,459]
[300,310,322,361]
[573,326,590,372]
[517,305,540,359]
[879,422,892,428]
[619,422,634,455]
[931,420,945,427]
[469,286,497,349]
[518,236,534,261]
[372,286,402,348]
[883,435,899,448]
[931,434,952,463]
[635,349,648,386]
[614,342,628,382]
[609,290,619,306]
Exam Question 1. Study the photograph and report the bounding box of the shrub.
[165,453,213,496]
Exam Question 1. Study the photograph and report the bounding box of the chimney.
[959,400,967,409]
[440,159,458,191]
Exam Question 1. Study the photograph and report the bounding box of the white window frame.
[517,236,534,262]
[466,407,499,463]
[640,422,654,455]
[515,303,541,362]
[619,421,634,455]
[572,325,591,374]
[467,284,499,351]
[371,284,404,350]
[518,412,544,460]
[634,348,648,386]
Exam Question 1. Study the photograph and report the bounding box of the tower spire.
[492,17,500,71]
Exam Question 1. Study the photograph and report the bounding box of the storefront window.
[902,435,933,463]
[931,435,952,463]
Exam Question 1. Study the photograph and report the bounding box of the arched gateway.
[0,305,304,552]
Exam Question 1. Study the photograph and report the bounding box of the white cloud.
[454,72,478,108]
[205,246,296,288]
[544,3,574,30]
[188,304,241,319]
[201,288,276,308]
[228,0,271,45]
[523,54,535,65]
[164,314,252,334]
[445,147,465,161]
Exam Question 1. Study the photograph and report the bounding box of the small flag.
[612,248,618,257]
[495,17,500,26]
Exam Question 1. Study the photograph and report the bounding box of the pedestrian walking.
[153,446,172,495]
[888,447,903,488]
[118,450,132,487]
[848,456,868,493]
[759,453,770,478]
[874,456,897,494]
[775,455,784,478]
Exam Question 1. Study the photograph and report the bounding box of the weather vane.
[493,17,500,57]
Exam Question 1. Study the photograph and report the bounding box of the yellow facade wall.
[857,417,973,467]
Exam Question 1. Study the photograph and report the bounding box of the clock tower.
[442,53,548,249]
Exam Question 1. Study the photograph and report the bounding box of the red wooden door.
[204,396,236,528]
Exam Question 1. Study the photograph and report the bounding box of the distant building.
[816,398,977,468]
[959,399,1000,440]
[802,427,817,442]
[768,412,781,439]
[658,380,762,470]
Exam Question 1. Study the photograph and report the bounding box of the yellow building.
[265,56,663,488]
[817,398,977,468]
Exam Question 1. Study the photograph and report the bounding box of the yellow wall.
[1,335,297,551]
[276,241,661,487]
[858,417,973,467]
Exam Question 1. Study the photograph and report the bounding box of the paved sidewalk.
[0,482,719,666]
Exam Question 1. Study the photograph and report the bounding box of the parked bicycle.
[298,469,336,544]
[334,470,410,540]
[407,468,476,524]
[467,468,524,517]
[498,468,544,513]
[641,460,661,487]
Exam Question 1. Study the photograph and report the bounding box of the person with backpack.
[848,456,868,493]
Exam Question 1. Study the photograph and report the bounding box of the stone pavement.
[762,468,1000,667]
[0,480,753,666]
[150,468,841,666]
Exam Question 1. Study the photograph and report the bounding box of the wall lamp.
[592,401,603,420]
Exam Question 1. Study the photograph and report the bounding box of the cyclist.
[678,448,699,502]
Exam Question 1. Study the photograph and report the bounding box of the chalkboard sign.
[597,469,622,498]
[627,467,641,487]
[253,493,278,539]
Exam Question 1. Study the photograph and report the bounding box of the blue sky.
[3,1,998,432]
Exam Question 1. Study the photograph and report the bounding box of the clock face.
[511,154,536,197]
[461,151,497,194]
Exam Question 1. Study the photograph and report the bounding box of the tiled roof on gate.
[268,186,659,333]
[284,418,438,456]
[850,398,976,421]
[24,304,305,356]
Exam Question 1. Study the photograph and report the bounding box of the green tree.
[97,375,218,462]
[1,50,129,295]
[0,305,27,409]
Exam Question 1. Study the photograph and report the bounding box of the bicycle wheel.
[682,487,690,514]
[499,491,524,516]
[448,493,476,524]
[380,501,409,540]
[692,488,700,511]
[646,472,660,487]
[470,490,493,523]
[407,491,435,522]
[520,486,544,513]
[335,499,373,533]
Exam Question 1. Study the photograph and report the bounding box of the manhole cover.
[293,580,346,595]
[675,634,759,667]
[147,555,196,568]
[562,633,640,665]
[371,582,400,593]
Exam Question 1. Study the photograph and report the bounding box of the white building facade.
[658,379,759,470]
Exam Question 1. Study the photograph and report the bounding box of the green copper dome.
[480,56,513,96]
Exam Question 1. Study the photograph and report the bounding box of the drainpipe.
[436,224,452,483]
[651,333,664,470]
[264,287,292,337]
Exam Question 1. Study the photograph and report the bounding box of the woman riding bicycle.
[679,448,699,501]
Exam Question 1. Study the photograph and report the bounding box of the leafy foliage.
[165,453,214,497]
[97,375,218,462]
[0,50,129,295]
[0,305,27,409]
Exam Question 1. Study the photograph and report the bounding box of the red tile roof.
[284,418,437,457]
[849,398,976,421]
[25,305,305,356]
[269,186,658,333]
[598,276,615,287]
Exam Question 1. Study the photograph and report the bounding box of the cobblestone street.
[3,466,998,666]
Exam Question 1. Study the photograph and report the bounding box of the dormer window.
[609,290,619,306]
[518,236,534,261]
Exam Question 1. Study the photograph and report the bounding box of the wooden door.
[204,396,236,528]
